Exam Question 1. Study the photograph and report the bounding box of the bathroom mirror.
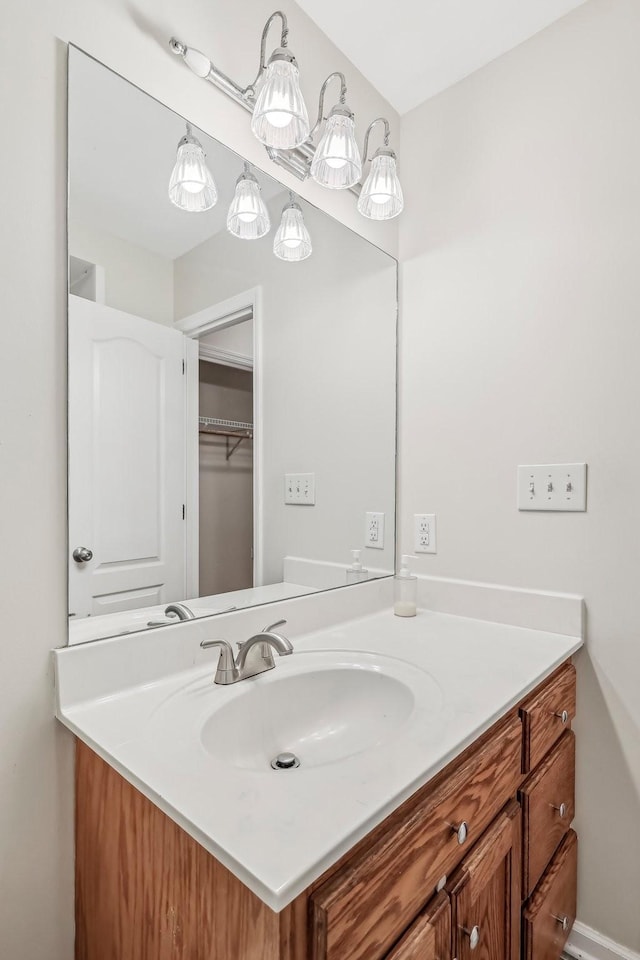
[67,47,397,644]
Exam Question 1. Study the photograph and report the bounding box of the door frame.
[176,286,264,588]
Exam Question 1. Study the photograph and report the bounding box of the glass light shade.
[227,174,270,240]
[168,139,217,212]
[273,202,312,261]
[251,55,310,150]
[310,110,362,189]
[357,151,404,220]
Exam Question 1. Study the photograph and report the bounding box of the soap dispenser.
[394,555,417,617]
[346,549,369,584]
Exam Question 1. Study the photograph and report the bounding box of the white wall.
[175,201,397,583]
[70,220,175,325]
[399,0,640,949]
[0,2,397,957]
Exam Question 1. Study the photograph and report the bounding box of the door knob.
[553,915,570,932]
[73,546,93,563]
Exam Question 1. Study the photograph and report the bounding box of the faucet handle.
[263,619,287,633]
[200,639,239,684]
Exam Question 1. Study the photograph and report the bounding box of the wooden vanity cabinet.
[75,660,577,960]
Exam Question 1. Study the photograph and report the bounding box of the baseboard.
[564,921,640,960]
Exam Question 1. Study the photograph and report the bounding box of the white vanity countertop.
[55,605,582,912]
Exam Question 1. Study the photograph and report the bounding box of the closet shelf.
[198,417,253,460]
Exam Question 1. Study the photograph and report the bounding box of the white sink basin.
[198,650,442,771]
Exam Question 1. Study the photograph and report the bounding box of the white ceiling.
[296,0,587,115]
[69,51,285,260]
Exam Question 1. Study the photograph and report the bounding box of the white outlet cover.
[365,512,385,549]
[414,514,437,554]
[517,464,587,512]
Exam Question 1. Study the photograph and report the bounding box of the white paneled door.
[69,295,187,620]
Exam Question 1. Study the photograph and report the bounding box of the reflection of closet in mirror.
[197,317,254,598]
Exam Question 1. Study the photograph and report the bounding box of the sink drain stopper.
[271,752,300,770]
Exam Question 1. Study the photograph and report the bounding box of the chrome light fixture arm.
[169,36,255,109]
[246,10,289,96]
[362,117,393,164]
[171,12,288,107]
[309,71,348,139]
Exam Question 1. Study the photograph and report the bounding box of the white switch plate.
[414,514,437,553]
[284,473,316,505]
[365,512,385,549]
[517,464,587,512]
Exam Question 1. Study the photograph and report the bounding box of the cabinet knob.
[462,925,480,950]
[553,709,569,724]
[553,915,570,932]
[551,802,567,818]
[451,821,468,845]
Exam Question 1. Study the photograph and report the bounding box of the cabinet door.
[448,802,521,960]
[386,891,451,960]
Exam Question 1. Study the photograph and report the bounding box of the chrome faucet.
[201,620,293,685]
[165,602,195,621]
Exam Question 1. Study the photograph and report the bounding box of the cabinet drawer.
[385,891,451,960]
[520,731,575,898]
[520,663,576,772]
[523,830,577,960]
[310,714,523,960]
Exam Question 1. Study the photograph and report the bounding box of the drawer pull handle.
[451,821,468,845]
[551,802,567,818]
[553,709,569,724]
[462,925,480,950]
[553,915,570,932]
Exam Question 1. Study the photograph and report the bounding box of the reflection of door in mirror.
[68,295,187,619]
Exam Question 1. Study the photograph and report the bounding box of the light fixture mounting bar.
[169,37,361,195]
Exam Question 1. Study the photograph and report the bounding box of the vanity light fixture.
[309,73,362,190]
[273,192,312,262]
[227,163,271,240]
[168,15,406,219]
[168,123,217,212]
[250,12,310,150]
[357,118,404,221]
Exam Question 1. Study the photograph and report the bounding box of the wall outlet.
[284,473,316,505]
[517,464,587,512]
[365,512,385,549]
[414,514,437,554]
